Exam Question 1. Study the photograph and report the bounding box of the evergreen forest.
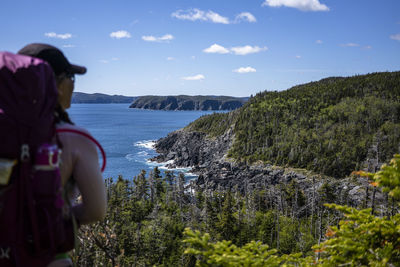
[74,156,400,266]
[186,72,400,178]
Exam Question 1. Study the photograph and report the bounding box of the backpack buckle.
[21,144,30,162]
[0,247,10,259]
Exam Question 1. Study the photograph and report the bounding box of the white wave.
[159,165,171,170]
[137,151,149,156]
[145,159,195,172]
[147,162,164,167]
[145,159,198,183]
[184,172,198,177]
[134,140,156,150]
[145,159,173,167]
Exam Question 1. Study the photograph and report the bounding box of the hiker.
[18,44,107,266]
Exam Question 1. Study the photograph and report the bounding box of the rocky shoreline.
[150,129,385,208]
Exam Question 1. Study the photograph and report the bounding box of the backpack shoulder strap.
[56,128,106,172]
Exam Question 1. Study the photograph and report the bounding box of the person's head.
[18,43,86,110]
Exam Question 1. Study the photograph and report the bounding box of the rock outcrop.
[151,129,385,209]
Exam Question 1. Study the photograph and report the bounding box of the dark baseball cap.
[18,43,86,76]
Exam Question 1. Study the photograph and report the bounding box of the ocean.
[68,104,216,180]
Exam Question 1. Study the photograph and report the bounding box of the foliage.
[73,172,185,266]
[186,72,400,178]
[73,154,400,266]
[375,154,400,199]
[183,228,313,267]
[72,169,333,265]
[183,155,400,266]
[185,110,238,137]
[314,206,400,266]
[314,154,400,266]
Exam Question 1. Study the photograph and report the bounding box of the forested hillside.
[187,72,400,178]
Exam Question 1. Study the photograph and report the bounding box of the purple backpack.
[0,52,74,266]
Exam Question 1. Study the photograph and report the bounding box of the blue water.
[68,104,216,180]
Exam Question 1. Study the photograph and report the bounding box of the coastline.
[150,128,386,208]
[139,139,198,180]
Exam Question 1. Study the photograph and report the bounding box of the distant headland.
[72,92,136,104]
[72,93,248,111]
[129,95,249,111]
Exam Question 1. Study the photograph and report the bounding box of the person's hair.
[55,104,74,124]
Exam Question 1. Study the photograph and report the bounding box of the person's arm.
[70,134,107,224]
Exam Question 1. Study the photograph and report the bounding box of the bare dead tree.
[371,186,377,215]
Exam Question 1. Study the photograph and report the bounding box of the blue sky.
[1,0,399,97]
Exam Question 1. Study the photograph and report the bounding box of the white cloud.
[363,45,372,50]
[142,34,174,42]
[142,36,156,42]
[172,9,256,24]
[390,33,400,41]
[172,8,229,24]
[316,40,323,44]
[233,67,256,73]
[262,0,329,12]
[203,44,268,55]
[160,34,174,41]
[111,57,119,61]
[62,44,76,48]
[172,8,206,21]
[45,32,72,39]
[235,12,257,23]
[99,60,109,64]
[203,44,230,54]
[340,43,360,47]
[110,30,131,39]
[295,55,302,59]
[231,45,268,55]
[167,57,175,61]
[181,74,205,81]
[205,11,230,24]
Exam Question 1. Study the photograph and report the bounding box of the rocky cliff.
[129,95,247,111]
[151,129,384,208]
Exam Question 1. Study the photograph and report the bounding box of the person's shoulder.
[56,123,95,147]
[56,123,99,157]
[56,123,91,136]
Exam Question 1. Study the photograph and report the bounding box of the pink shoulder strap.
[56,128,106,172]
